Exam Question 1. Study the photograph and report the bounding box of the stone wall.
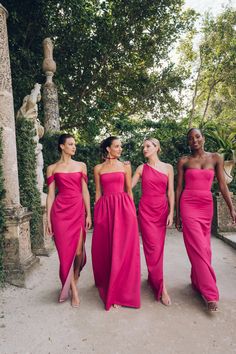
[213,193,236,233]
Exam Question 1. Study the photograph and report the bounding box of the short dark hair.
[187,128,203,139]
[58,133,74,153]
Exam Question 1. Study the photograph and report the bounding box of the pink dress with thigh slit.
[47,172,87,302]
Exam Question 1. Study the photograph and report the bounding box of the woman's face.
[60,137,76,156]
[143,140,158,158]
[188,129,205,151]
[107,139,122,158]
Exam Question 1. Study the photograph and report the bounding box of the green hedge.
[16,117,43,249]
[0,128,6,285]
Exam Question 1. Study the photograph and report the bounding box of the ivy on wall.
[16,117,43,249]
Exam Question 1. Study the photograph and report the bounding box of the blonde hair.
[144,137,161,152]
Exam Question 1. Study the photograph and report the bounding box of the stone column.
[0,4,38,286]
[42,38,60,132]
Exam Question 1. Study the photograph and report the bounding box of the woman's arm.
[124,163,133,199]
[132,165,143,188]
[81,163,92,230]
[94,165,102,203]
[46,165,55,235]
[166,164,175,227]
[215,154,236,223]
[175,158,185,230]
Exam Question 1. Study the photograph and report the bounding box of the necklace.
[105,156,117,160]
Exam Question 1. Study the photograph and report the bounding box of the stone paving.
[1,229,236,354]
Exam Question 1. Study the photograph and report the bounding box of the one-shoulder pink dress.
[47,172,87,302]
[180,169,219,301]
[138,164,169,300]
[92,172,141,310]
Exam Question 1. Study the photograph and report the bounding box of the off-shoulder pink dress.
[92,172,141,310]
[180,169,219,301]
[47,172,87,302]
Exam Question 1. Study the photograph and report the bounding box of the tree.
[178,6,236,128]
[3,0,196,141]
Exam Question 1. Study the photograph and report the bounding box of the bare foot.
[160,291,171,306]
[71,293,80,308]
[112,304,120,308]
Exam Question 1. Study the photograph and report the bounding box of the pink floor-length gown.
[180,168,219,301]
[138,164,169,300]
[47,172,87,302]
[92,172,141,310]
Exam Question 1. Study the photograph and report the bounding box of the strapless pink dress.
[47,172,87,302]
[92,172,141,310]
[138,164,168,300]
[180,169,219,301]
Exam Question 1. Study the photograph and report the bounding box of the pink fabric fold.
[47,175,55,186]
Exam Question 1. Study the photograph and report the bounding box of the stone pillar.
[42,38,60,132]
[0,4,38,286]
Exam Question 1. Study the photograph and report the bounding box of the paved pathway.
[1,230,236,354]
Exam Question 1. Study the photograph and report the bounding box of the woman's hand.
[175,216,182,232]
[46,220,53,236]
[230,208,236,224]
[86,215,92,230]
[166,213,173,228]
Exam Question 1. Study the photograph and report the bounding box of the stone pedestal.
[43,82,60,131]
[0,4,38,286]
[33,206,54,256]
[42,38,60,132]
[213,193,236,233]
[4,207,39,287]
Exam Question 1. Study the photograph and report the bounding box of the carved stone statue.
[17,84,46,205]
[17,83,44,139]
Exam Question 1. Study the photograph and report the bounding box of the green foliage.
[201,122,236,161]
[0,129,6,285]
[178,7,236,128]
[16,117,43,249]
[3,0,196,139]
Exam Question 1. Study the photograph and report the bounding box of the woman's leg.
[70,229,85,307]
[161,282,171,306]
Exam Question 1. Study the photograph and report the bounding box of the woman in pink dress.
[176,128,236,312]
[91,136,141,311]
[46,134,92,307]
[132,138,174,306]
